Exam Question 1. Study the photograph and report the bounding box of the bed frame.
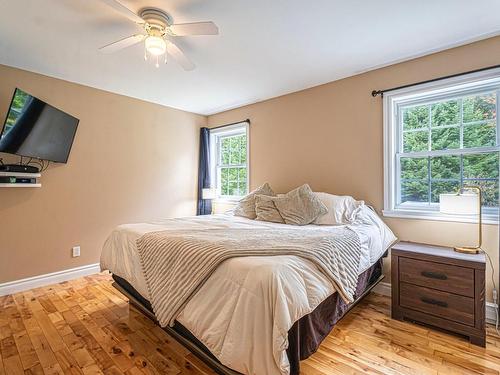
[112,271,385,375]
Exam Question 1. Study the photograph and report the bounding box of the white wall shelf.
[0,183,41,188]
[0,171,41,187]
[0,172,41,178]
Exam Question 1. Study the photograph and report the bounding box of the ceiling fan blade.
[99,34,146,53]
[99,0,145,24]
[169,22,219,36]
[166,41,195,71]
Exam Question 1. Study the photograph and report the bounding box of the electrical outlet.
[72,246,81,258]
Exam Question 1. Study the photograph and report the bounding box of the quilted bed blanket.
[136,225,362,327]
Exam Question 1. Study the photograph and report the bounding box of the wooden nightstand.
[391,241,486,347]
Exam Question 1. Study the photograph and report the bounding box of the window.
[210,122,249,199]
[384,69,500,223]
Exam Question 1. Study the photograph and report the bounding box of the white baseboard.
[0,263,100,296]
[373,281,499,325]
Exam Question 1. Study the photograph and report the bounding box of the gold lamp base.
[443,186,483,256]
[454,246,481,254]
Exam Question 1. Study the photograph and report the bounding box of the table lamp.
[202,188,216,214]
[439,186,482,254]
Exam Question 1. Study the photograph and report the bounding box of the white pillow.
[313,192,364,225]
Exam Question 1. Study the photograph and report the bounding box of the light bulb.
[145,36,166,56]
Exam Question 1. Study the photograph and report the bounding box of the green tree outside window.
[399,91,499,208]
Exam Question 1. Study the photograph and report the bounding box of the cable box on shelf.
[0,177,37,184]
[0,171,42,188]
[0,164,40,173]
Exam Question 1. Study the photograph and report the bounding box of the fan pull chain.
[156,55,159,68]
[144,47,148,61]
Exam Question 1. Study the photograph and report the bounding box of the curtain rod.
[371,64,500,97]
[209,119,250,130]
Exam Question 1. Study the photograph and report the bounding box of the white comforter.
[100,207,396,375]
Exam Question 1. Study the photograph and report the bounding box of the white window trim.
[383,68,500,224]
[210,122,249,202]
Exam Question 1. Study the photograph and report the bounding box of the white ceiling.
[1,0,499,115]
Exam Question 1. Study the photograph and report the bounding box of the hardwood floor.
[0,274,499,375]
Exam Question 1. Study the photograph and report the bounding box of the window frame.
[210,122,249,201]
[383,68,500,224]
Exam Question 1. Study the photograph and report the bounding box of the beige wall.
[0,64,206,283]
[208,36,500,301]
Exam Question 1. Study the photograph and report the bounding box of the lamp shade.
[439,193,478,215]
[145,36,167,56]
[202,188,216,200]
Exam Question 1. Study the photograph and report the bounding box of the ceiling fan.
[98,0,219,70]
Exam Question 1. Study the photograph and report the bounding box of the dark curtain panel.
[197,127,212,215]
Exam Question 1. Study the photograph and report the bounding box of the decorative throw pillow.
[255,194,285,223]
[273,184,328,225]
[313,192,364,225]
[233,183,275,219]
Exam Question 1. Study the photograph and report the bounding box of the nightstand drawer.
[399,257,474,297]
[400,283,474,326]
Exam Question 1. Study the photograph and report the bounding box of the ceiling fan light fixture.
[145,36,166,56]
[98,2,218,71]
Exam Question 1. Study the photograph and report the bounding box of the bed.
[100,206,396,375]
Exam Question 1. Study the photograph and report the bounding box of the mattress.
[101,206,394,300]
[100,206,396,374]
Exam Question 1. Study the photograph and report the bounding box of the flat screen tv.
[0,88,79,163]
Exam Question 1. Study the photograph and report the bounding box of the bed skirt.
[112,256,384,375]
[287,258,383,374]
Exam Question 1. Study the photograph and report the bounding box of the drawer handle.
[420,297,448,308]
[421,271,447,280]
